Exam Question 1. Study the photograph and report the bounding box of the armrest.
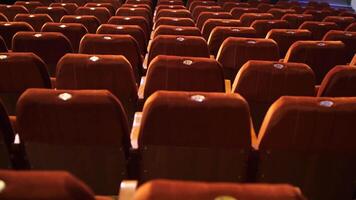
[130,112,142,149]
[224,79,231,93]
[118,180,138,200]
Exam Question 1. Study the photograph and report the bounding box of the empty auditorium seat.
[284,40,348,84]
[116,7,151,22]
[191,5,223,21]
[346,22,356,31]
[12,32,72,76]
[222,2,250,12]
[251,19,289,37]
[108,16,150,40]
[0,101,15,169]
[56,53,138,123]
[0,170,110,200]
[156,9,192,21]
[281,14,314,29]
[148,35,210,66]
[266,29,312,58]
[84,3,116,15]
[137,91,253,182]
[155,5,186,14]
[189,1,217,12]
[352,54,356,66]
[60,15,101,33]
[15,1,43,13]
[49,3,78,15]
[0,5,29,21]
[157,0,184,6]
[0,13,8,22]
[92,0,121,10]
[0,21,33,50]
[303,9,333,21]
[230,7,260,19]
[323,30,356,62]
[268,8,296,19]
[232,60,315,132]
[299,21,340,40]
[323,16,355,30]
[17,89,130,195]
[126,0,152,8]
[33,6,68,22]
[144,55,225,99]
[257,96,356,200]
[61,0,90,6]
[41,22,87,53]
[196,11,232,30]
[257,3,274,13]
[201,18,242,40]
[153,25,201,38]
[208,26,256,56]
[75,6,111,24]
[13,13,53,32]
[216,37,279,81]
[154,17,195,29]
[132,180,305,200]
[240,13,274,26]
[79,34,142,83]
[0,52,51,115]
[97,24,147,56]
[317,65,356,97]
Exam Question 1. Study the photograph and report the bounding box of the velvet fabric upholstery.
[79,34,142,81]
[92,0,121,10]
[268,8,296,19]
[323,30,356,63]
[222,2,251,12]
[345,22,356,31]
[191,6,223,21]
[196,11,232,30]
[12,31,73,76]
[33,6,68,22]
[232,60,315,132]
[49,3,79,15]
[257,3,275,12]
[144,55,225,98]
[14,1,43,13]
[266,29,312,58]
[0,101,14,169]
[97,24,147,55]
[155,5,186,14]
[0,13,8,22]
[0,52,51,115]
[257,96,356,200]
[317,65,356,97]
[201,18,242,40]
[138,91,253,182]
[154,17,195,29]
[108,16,150,40]
[148,35,210,66]
[322,16,355,30]
[60,15,101,33]
[153,25,201,38]
[56,53,138,124]
[75,7,111,24]
[0,5,28,21]
[208,26,256,56]
[230,7,259,19]
[157,0,184,6]
[299,21,340,40]
[284,40,348,84]
[115,7,151,22]
[0,21,34,49]
[240,13,274,26]
[281,14,314,29]
[216,37,279,81]
[303,9,333,21]
[84,3,116,15]
[251,19,289,37]
[189,1,217,12]
[41,22,88,53]
[17,89,130,195]
[61,0,90,6]
[0,170,97,200]
[133,180,306,200]
[13,13,53,32]
[156,9,192,22]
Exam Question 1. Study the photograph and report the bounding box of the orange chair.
[201,18,242,40]
[116,7,151,23]
[60,15,101,33]
[84,2,116,15]
[196,11,232,30]
[281,13,314,29]
[155,9,192,22]
[153,25,201,38]
[323,16,355,30]
[14,13,53,31]
[0,5,29,21]
[49,2,78,14]
[222,2,250,12]
[154,17,195,29]
[0,21,33,49]
[75,6,112,23]
[108,16,150,40]
[230,7,260,19]
[191,5,223,21]
[323,30,356,62]
[251,19,289,37]
[240,12,274,26]
[299,21,340,40]
[33,6,68,22]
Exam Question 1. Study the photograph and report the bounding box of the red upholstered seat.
[323,30,356,62]
[268,8,296,19]
[223,2,250,12]
[251,19,289,37]
[240,12,274,26]
[15,1,43,13]
[75,6,112,24]
[156,9,192,22]
[154,17,195,29]
[0,5,29,21]
[196,11,232,30]
[230,7,260,19]
[33,6,68,22]
[191,5,223,21]
[0,13,8,22]
[0,36,7,52]
[92,0,121,10]
[116,7,152,23]
[153,25,201,38]
[49,3,78,14]
[155,5,186,14]
[189,0,217,12]
[60,15,101,33]
[14,13,53,32]
[299,21,340,40]
[323,16,355,30]
[0,21,33,49]
[201,18,242,40]
[84,3,116,15]
[346,22,356,31]
[108,16,150,40]
[0,101,15,169]
[281,13,314,29]
[303,9,333,21]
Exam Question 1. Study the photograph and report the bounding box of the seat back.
[60,15,101,33]
[251,19,289,37]
[14,13,53,32]
[323,16,355,30]
[75,6,111,23]
[108,16,150,40]
[17,89,130,195]
[0,21,34,49]
[230,7,260,19]
[153,25,201,38]
[323,30,356,62]
[281,14,314,29]
[240,13,274,26]
[33,6,68,22]
[196,11,232,30]
[0,5,28,21]
[49,3,79,14]
[299,21,340,40]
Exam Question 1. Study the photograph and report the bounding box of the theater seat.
[0,13,8,22]
[60,15,101,33]
[216,37,279,81]
[56,53,138,125]
[137,91,254,182]
[232,60,315,132]
[84,3,116,15]
[108,16,151,40]
[12,31,73,76]
[132,180,306,200]
[17,89,131,195]
[0,21,33,50]
[116,7,151,23]
[201,18,242,40]
[75,6,112,24]
[346,22,356,31]
[154,17,195,29]
[14,1,43,13]
[0,101,15,169]
[317,65,356,97]
[323,30,356,63]
[299,21,340,40]
[251,19,289,37]
[0,5,29,21]
[143,55,225,99]
[230,7,260,19]
[0,52,51,115]
[323,16,355,30]
[240,13,274,26]
[33,6,68,22]
[0,170,112,200]
[222,2,250,12]
[257,96,356,200]
[268,8,296,19]
[284,40,348,84]
[153,25,201,38]
[196,11,232,30]
[191,5,223,21]
[49,3,79,15]
[155,9,192,21]
[281,14,314,29]
[13,13,53,32]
